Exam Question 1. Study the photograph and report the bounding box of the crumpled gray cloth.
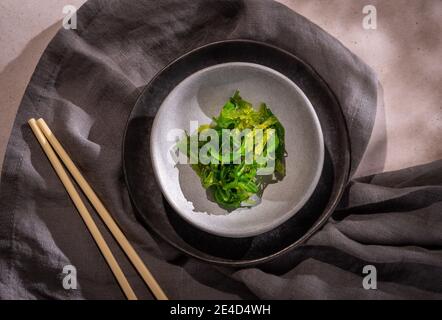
[0,0,441,299]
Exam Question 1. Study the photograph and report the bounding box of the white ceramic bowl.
[150,62,324,238]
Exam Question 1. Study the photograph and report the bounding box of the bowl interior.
[150,62,324,238]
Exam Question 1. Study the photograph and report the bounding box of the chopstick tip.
[36,118,50,130]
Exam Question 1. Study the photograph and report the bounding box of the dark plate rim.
[122,39,352,267]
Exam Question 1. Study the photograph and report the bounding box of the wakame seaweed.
[179,91,286,209]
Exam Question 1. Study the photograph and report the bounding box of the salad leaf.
[179,91,286,209]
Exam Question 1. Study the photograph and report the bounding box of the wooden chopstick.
[36,118,168,300]
[28,119,137,300]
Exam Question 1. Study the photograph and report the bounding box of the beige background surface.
[1,0,441,177]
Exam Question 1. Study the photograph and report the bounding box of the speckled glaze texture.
[150,62,325,238]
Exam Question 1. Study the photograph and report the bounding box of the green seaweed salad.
[178,91,286,209]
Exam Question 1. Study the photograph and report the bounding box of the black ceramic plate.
[123,40,350,266]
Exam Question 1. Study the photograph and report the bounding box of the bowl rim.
[149,61,325,238]
[122,39,351,266]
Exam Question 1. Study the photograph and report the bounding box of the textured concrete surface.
[0,0,441,176]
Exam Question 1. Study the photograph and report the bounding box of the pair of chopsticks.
[28,118,168,300]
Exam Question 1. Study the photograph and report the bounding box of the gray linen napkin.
[0,0,441,299]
